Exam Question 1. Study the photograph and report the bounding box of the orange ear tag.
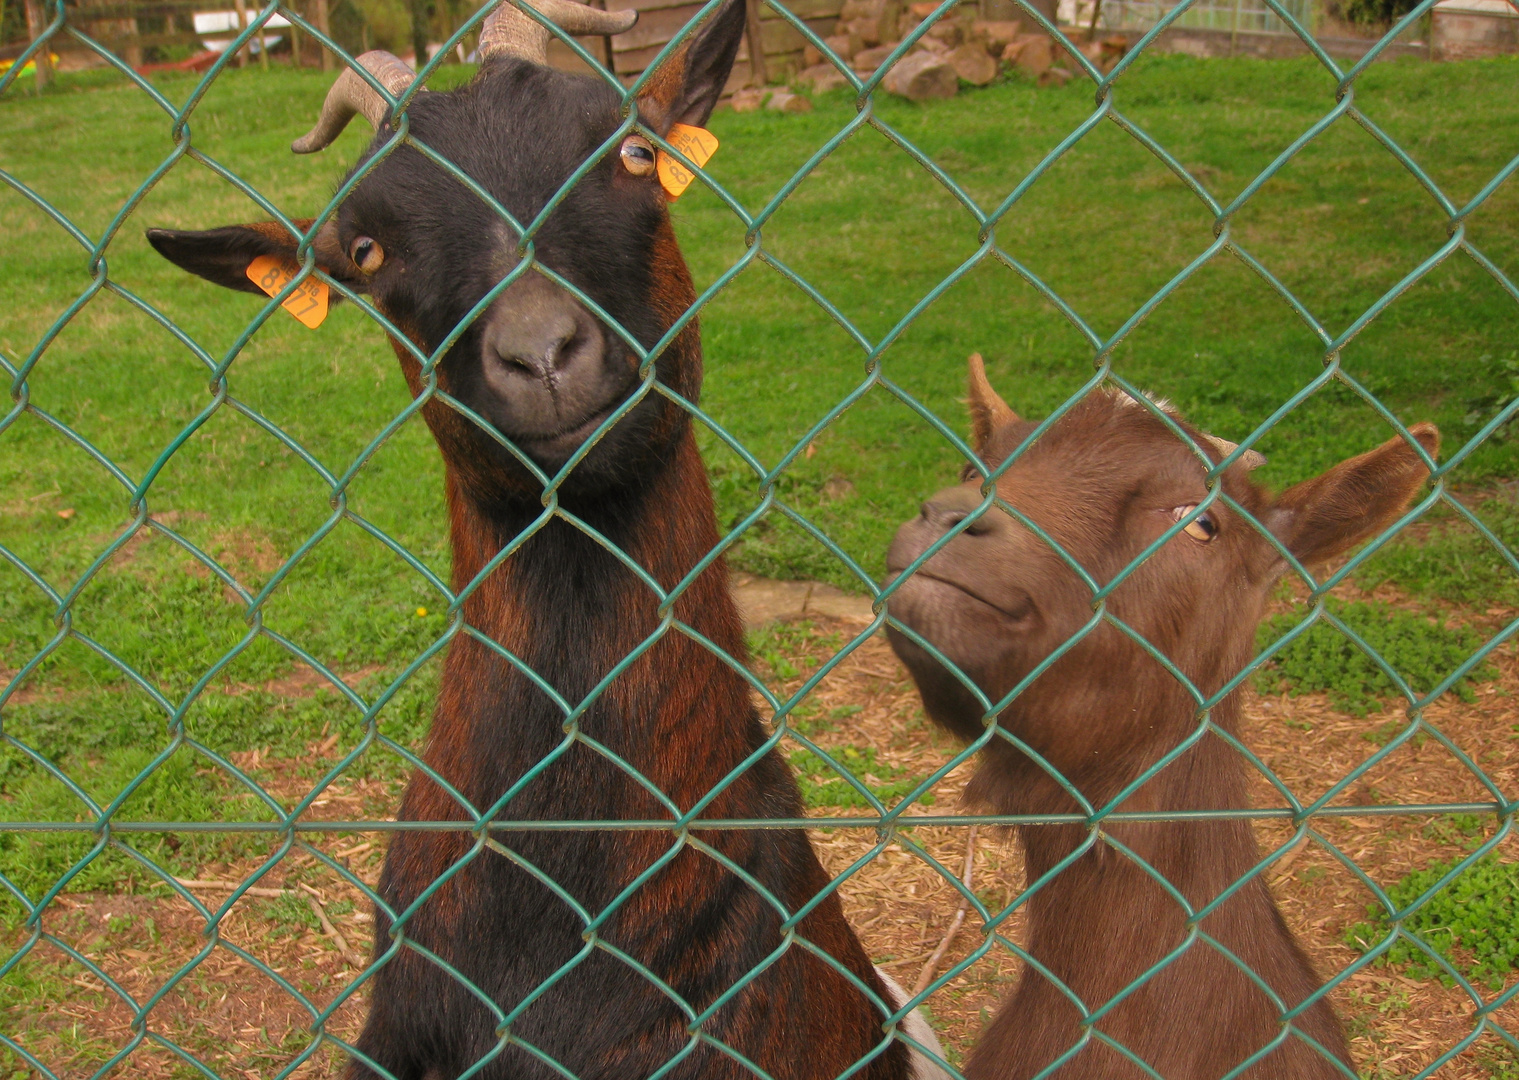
[245,255,330,329]
[657,124,719,200]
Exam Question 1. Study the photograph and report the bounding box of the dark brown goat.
[146,4,941,1077]
[886,356,1438,1080]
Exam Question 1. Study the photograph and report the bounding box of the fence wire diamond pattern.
[2,0,1518,1077]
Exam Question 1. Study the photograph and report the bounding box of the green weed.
[788,745,934,809]
[1478,1044,1519,1080]
[747,621,843,683]
[1255,600,1496,716]
[1345,853,1519,991]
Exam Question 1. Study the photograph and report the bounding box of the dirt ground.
[3,609,1516,1079]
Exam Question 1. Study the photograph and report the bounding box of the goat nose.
[920,494,996,536]
[492,307,581,381]
[921,501,964,529]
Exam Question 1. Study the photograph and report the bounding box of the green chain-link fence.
[2,0,1518,1077]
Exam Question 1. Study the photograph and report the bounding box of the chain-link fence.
[2,0,1518,1077]
[1092,0,1315,36]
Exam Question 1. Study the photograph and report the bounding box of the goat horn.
[292,50,420,155]
[478,0,637,66]
[1204,434,1267,471]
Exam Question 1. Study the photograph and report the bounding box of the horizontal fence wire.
[2,0,1518,1077]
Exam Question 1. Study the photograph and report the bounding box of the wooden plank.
[68,0,204,17]
[610,7,828,52]
[610,3,707,50]
[604,0,707,11]
[544,35,607,72]
[757,0,843,20]
[87,29,205,48]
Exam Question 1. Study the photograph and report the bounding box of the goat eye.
[620,136,657,177]
[349,236,384,272]
[1172,505,1218,542]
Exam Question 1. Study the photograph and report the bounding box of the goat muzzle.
[291,50,420,154]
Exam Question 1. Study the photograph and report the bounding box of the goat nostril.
[501,328,577,380]
[922,501,972,533]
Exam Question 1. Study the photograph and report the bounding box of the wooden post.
[22,0,54,90]
[312,0,332,69]
[289,1,304,66]
[744,0,766,85]
[233,0,251,66]
[123,15,143,68]
[409,0,431,66]
[586,0,616,73]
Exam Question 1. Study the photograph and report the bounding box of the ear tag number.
[657,124,719,200]
[245,255,330,329]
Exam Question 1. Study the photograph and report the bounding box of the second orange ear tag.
[657,124,719,200]
[245,255,330,329]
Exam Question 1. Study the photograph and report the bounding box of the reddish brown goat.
[885,356,1438,1080]
[147,1,943,1076]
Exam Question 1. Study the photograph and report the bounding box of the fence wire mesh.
[1,0,1518,1077]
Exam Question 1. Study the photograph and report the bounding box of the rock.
[815,23,885,63]
[1011,34,1052,76]
[730,86,771,112]
[798,62,850,93]
[730,574,874,628]
[842,15,882,44]
[881,51,958,100]
[838,0,901,46]
[1099,35,1129,69]
[925,19,963,46]
[962,22,993,54]
[824,31,863,60]
[1039,64,1073,87]
[912,35,948,53]
[906,0,938,15]
[1077,38,1121,70]
[852,42,899,73]
[973,19,1023,48]
[766,89,814,112]
[946,41,998,84]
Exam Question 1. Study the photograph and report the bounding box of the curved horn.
[1203,434,1267,471]
[291,50,420,155]
[478,0,637,65]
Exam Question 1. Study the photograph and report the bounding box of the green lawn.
[1,53,1517,900]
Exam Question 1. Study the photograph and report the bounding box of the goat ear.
[1266,423,1439,566]
[145,220,360,296]
[966,352,1018,454]
[636,0,747,133]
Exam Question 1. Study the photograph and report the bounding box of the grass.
[1,54,1517,908]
